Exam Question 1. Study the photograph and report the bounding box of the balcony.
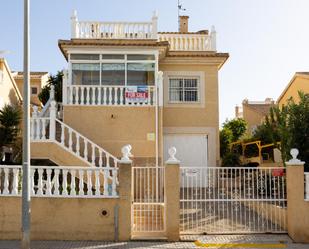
[70,11,216,52]
[158,31,216,51]
[71,11,157,40]
[64,85,157,106]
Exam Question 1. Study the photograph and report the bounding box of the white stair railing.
[0,165,118,198]
[31,90,120,168]
[54,118,118,167]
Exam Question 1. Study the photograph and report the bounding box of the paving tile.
[0,235,308,249]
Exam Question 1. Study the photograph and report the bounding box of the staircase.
[30,97,119,168]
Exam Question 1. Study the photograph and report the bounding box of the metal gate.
[180,167,287,234]
[131,166,165,237]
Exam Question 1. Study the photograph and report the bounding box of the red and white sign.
[125,86,149,102]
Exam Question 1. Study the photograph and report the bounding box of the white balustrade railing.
[305,173,309,200]
[65,85,156,106]
[0,165,118,198]
[54,118,119,167]
[71,11,158,39]
[158,32,216,51]
[31,97,119,168]
[30,117,50,141]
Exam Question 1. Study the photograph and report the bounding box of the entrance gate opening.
[180,166,287,234]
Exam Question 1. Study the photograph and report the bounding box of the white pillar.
[71,10,78,38]
[210,25,217,51]
[50,85,55,101]
[158,71,163,107]
[152,11,158,39]
[62,69,68,105]
[49,100,57,140]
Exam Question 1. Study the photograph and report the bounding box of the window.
[101,63,125,85]
[70,54,99,60]
[31,87,38,95]
[169,78,199,103]
[127,54,155,60]
[69,53,157,86]
[127,63,155,86]
[72,63,100,85]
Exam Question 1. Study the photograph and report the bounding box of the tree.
[0,104,22,163]
[0,104,22,147]
[253,92,309,166]
[39,71,63,105]
[222,118,247,142]
[220,118,247,158]
[286,92,309,166]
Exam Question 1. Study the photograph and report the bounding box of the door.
[164,134,208,167]
[164,134,208,187]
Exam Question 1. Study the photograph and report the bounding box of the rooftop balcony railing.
[71,11,158,40]
[158,29,216,51]
[70,11,217,51]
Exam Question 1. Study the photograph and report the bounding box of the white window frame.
[68,51,158,87]
[163,71,205,108]
[168,77,200,103]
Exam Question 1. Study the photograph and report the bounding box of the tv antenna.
[178,0,187,21]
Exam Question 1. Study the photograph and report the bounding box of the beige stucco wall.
[278,75,309,107]
[0,162,132,241]
[159,63,220,164]
[287,165,309,243]
[31,142,91,166]
[242,105,265,134]
[63,106,162,162]
[15,75,48,106]
[0,60,21,108]
[0,197,118,240]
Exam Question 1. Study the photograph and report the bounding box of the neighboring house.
[235,98,275,135]
[0,58,22,109]
[13,71,49,106]
[277,72,309,107]
[31,12,228,168]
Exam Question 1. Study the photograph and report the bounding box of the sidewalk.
[0,235,308,249]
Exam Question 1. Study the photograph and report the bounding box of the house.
[31,11,229,169]
[13,71,49,107]
[0,58,22,109]
[277,72,309,107]
[235,98,275,135]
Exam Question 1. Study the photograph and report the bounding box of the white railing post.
[31,106,38,140]
[62,69,68,105]
[158,71,163,107]
[71,10,78,38]
[50,85,55,101]
[49,100,57,140]
[152,11,158,39]
[210,25,217,51]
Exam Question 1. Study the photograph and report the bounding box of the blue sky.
[1,0,309,124]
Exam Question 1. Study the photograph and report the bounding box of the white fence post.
[157,71,163,107]
[71,10,78,38]
[152,11,158,39]
[210,25,217,51]
[62,69,68,105]
[49,100,57,140]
